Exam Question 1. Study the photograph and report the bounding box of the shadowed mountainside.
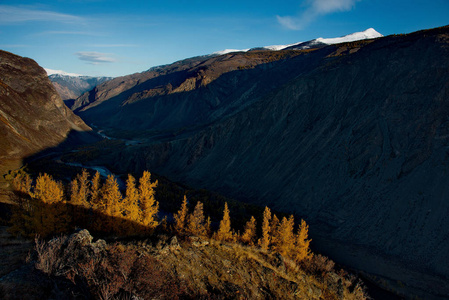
[0,50,99,206]
[0,50,91,165]
[73,50,320,134]
[67,26,449,299]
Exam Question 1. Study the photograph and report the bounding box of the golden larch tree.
[69,169,90,207]
[258,206,272,251]
[187,201,207,236]
[70,178,80,205]
[206,216,212,237]
[216,202,233,242]
[100,175,122,216]
[270,214,280,251]
[34,173,64,204]
[174,195,188,234]
[241,216,257,245]
[274,215,295,258]
[295,219,312,262]
[90,171,101,209]
[99,175,122,232]
[138,171,159,229]
[123,174,139,218]
[86,171,101,230]
[69,177,81,226]
[12,172,32,195]
[70,170,91,225]
[122,174,140,235]
[33,173,68,237]
[77,169,90,207]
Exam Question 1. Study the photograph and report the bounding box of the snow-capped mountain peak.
[213,28,383,55]
[44,68,83,77]
[315,28,383,45]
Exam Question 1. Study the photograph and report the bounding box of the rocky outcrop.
[0,50,91,164]
[0,229,104,300]
[0,229,366,299]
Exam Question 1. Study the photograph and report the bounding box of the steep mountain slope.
[73,50,315,134]
[70,26,449,299]
[47,72,113,103]
[0,50,91,165]
[72,29,382,133]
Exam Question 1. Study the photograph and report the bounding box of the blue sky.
[1,0,448,77]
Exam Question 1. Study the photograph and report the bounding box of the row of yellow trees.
[10,170,312,262]
[174,198,312,262]
[10,170,158,237]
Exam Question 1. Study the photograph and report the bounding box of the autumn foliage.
[187,201,208,237]
[9,170,312,265]
[215,202,234,242]
[240,216,257,245]
[173,197,312,263]
[4,169,367,300]
[173,195,188,234]
[9,170,159,237]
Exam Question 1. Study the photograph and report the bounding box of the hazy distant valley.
[2,26,449,299]
[46,72,113,109]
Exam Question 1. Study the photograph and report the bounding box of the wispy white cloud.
[277,0,361,30]
[0,5,83,24]
[37,30,102,36]
[75,51,116,64]
[276,14,315,31]
[310,0,360,14]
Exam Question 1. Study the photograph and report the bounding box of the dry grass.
[32,232,187,299]
[156,237,368,299]
[3,229,368,299]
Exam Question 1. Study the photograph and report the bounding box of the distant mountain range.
[69,28,383,127]
[46,28,382,105]
[45,70,113,104]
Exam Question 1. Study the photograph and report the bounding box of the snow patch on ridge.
[262,42,302,51]
[212,48,251,55]
[213,28,383,55]
[316,28,383,45]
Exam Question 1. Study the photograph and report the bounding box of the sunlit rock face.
[0,50,91,162]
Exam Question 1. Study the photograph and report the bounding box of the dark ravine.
[69,26,449,299]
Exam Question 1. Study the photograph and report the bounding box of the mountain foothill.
[1,25,449,300]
